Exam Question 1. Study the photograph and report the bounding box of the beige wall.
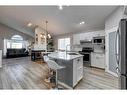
[0,23,34,50]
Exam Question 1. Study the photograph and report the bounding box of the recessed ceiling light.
[80,21,85,25]
[59,5,63,10]
[27,22,32,27]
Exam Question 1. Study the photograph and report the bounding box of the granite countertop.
[48,51,83,60]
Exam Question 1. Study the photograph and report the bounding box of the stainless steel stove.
[79,47,93,66]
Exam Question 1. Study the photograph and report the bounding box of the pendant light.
[45,20,51,38]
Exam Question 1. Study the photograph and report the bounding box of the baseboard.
[58,81,73,89]
[105,69,118,77]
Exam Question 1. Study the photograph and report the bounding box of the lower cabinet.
[91,52,105,69]
[73,57,83,87]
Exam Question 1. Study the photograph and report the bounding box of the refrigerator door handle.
[121,74,127,77]
[115,29,121,74]
[116,66,121,75]
[115,29,119,65]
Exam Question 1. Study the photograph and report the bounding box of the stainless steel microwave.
[92,36,105,44]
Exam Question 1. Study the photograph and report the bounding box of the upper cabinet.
[73,30,105,45]
[73,34,81,45]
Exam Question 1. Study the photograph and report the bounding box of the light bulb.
[27,22,32,27]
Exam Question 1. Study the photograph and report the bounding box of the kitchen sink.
[67,53,78,55]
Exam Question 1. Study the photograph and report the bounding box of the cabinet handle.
[77,59,80,62]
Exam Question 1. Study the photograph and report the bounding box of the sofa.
[6,48,29,58]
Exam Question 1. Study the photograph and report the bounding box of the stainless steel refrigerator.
[116,19,127,89]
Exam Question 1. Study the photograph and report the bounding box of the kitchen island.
[48,52,84,88]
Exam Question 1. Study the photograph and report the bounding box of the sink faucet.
[66,44,71,53]
[66,44,82,53]
[66,44,78,53]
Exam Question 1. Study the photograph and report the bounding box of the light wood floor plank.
[0,57,118,89]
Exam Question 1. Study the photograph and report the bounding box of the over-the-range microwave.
[92,36,105,44]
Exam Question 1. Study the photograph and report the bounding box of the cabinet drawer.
[91,53,105,69]
[94,53,104,58]
[73,57,83,67]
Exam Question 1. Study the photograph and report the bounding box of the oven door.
[83,53,90,62]
[79,52,91,66]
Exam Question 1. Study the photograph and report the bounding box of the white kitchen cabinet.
[73,30,105,45]
[0,50,2,68]
[73,57,83,87]
[91,52,105,69]
[73,34,81,45]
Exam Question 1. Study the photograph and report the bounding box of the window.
[11,35,23,40]
[11,42,23,49]
[58,38,70,51]
[6,35,24,49]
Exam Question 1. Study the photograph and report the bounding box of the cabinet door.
[73,57,83,86]
[77,67,83,81]
[73,59,77,86]
[77,57,83,68]
[76,57,83,81]
[73,34,79,45]
[91,53,105,69]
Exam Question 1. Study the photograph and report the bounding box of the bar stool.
[43,55,49,62]
[44,58,65,89]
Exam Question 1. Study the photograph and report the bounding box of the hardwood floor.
[0,57,118,89]
[75,67,118,89]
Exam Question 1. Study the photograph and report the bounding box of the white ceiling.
[0,6,118,36]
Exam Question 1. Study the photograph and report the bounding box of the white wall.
[0,23,34,56]
[105,6,125,76]
[105,6,125,30]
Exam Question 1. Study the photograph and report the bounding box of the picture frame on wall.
[36,34,38,43]
[40,33,45,44]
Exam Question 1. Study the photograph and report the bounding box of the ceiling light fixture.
[48,34,51,38]
[40,34,43,37]
[80,21,85,25]
[59,5,63,10]
[43,35,46,39]
[27,22,32,27]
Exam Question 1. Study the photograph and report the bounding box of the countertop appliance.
[92,36,105,45]
[79,47,93,66]
[116,19,127,89]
